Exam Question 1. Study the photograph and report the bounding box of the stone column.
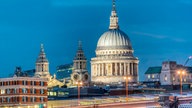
[102,63,104,76]
[91,64,93,76]
[136,63,139,82]
[119,63,121,76]
[124,63,126,75]
[111,63,113,76]
[127,63,130,75]
[94,64,96,76]
[134,63,137,76]
[105,64,107,76]
[98,64,100,76]
[131,63,134,75]
[115,63,117,76]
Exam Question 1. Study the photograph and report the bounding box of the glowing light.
[182,71,185,75]
[124,76,131,80]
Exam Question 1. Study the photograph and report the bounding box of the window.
[14,81,16,85]
[147,75,150,79]
[0,89,5,94]
[49,92,56,96]
[30,97,33,102]
[30,89,33,94]
[40,97,44,102]
[14,88,17,94]
[22,88,27,94]
[152,74,155,78]
[40,81,44,86]
[34,89,36,94]
[23,81,26,85]
[22,97,25,102]
[7,89,10,94]
[40,89,44,94]
[172,75,175,81]
[7,97,10,102]
[157,75,159,78]
[164,75,167,81]
[173,77,175,81]
[184,79,186,82]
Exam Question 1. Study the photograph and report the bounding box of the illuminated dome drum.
[91,0,139,84]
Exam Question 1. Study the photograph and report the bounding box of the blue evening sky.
[0,0,192,81]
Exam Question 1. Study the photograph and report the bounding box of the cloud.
[131,31,186,42]
[131,32,167,39]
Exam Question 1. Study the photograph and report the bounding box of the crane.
[183,56,192,66]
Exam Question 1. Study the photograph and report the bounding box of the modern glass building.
[56,63,73,81]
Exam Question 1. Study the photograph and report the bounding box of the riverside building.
[0,77,48,107]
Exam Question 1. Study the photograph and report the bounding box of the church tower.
[71,41,89,85]
[35,44,51,79]
[91,0,139,84]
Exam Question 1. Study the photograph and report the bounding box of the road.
[55,102,161,108]
[48,100,161,108]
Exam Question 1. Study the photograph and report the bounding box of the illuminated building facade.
[91,0,139,84]
[145,61,192,86]
[0,77,47,107]
[35,44,64,88]
[71,41,90,85]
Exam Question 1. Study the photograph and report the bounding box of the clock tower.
[71,41,90,85]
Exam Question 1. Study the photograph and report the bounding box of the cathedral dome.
[97,29,132,50]
[96,0,132,51]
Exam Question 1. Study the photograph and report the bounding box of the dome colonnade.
[91,0,139,84]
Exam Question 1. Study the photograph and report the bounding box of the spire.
[40,43,44,52]
[74,41,86,61]
[112,0,116,11]
[78,40,82,50]
[36,44,48,63]
[109,0,119,30]
[73,41,87,70]
[35,43,50,78]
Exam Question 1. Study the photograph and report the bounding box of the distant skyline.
[0,0,192,81]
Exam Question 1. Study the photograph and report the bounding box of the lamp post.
[124,76,130,101]
[76,81,83,106]
[177,70,185,95]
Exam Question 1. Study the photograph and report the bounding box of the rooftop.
[145,67,161,74]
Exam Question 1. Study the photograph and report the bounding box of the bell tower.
[71,41,90,85]
[35,44,51,78]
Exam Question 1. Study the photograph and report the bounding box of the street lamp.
[76,81,83,106]
[177,70,185,95]
[124,76,131,101]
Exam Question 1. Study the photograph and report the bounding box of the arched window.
[164,75,167,81]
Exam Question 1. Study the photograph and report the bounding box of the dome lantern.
[109,0,119,30]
